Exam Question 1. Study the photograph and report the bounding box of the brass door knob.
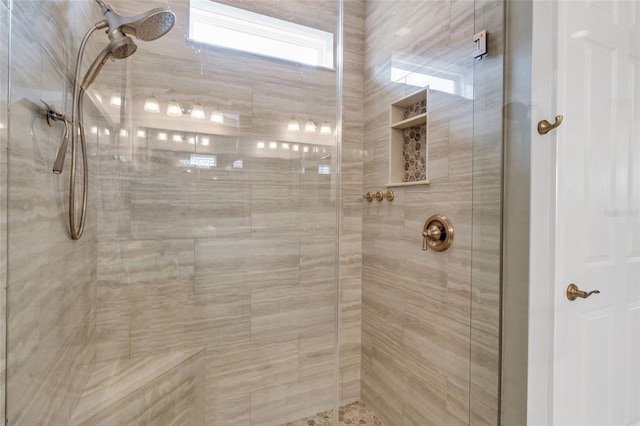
[566,283,600,301]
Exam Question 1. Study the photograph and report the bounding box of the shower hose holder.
[41,100,71,127]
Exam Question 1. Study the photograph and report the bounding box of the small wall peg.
[375,191,384,201]
[363,192,374,202]
[383,190,394,201]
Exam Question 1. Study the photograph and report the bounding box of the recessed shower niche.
[387,88,430,187]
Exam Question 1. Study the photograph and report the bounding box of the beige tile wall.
[361,0,502,424]
[341,0,365,404]
[91,0,363,424]
[2,1,507,425]
[470,1,504,423]
[5,1,104,424]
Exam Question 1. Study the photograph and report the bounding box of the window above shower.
[188,0,335,69]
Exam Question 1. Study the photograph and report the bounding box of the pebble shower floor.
[280,401,383,426]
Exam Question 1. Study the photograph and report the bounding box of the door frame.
[527,1,559,424]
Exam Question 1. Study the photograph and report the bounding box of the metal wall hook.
[538,115,563,135]
[364,190,394,202]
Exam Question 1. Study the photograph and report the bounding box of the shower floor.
[280,401,383,426]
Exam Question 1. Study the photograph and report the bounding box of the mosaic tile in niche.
[402,100,427,120]
[402,123,427,182]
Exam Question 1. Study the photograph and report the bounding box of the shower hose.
[65,24,102,240]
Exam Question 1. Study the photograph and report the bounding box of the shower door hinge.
[473,30,488,60]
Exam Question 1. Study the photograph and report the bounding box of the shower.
[53,0,175,239]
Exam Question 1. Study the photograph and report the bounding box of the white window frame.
[189,0,335,69]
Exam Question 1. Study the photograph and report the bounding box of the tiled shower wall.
[0,0,506,425]
[361,0,502,424]
[340,0,366,404]
[91,0,363,424]
[0,0,364,424]
[4,1,105,424]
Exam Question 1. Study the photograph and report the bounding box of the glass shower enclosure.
[2,0,342,424]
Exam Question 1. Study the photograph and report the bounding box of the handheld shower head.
[59,2,175,240]
[108,31,137,59]
[79,2,175,90]
[81,30,137,90]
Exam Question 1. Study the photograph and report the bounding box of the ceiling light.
[167,100,182,117]
[304,119,317,133]
[210,108,224,123]
[191,104,205,120]
[144,96,160,113]
[201,137,210,146]
[320,121,331,135]
[136,130,146,138]
[287,116,300,131]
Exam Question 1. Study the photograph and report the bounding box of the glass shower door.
[4,0,342,424]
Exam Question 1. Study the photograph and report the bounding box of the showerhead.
[79,1,175,90]
[96,1,176,42]
[107,30,137,59]
[81,30,137,90]
[122,8,176,41]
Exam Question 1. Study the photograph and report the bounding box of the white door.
[547,0,640,425]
